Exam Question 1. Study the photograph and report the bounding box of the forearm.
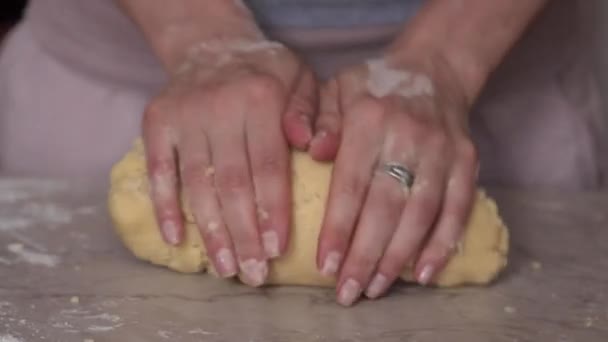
[115,0,264,71]
[389,0,549,103]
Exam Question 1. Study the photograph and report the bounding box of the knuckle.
[419,241,454,265]
[143,98,169,130]
[148,157,175,177]
[413,190,441,213]
[336,175,367,198]
[380,250,412,278]
[144,98,165,119]
[244,75,283,101]
[399,111,439,136]
[180,160,208,187]
[432,237,459,259]
[347,251,378,270]
[215,166,250,193]
[254,153,284,176]
[230,231,260,255]
[354,98,387,124]
[457,139,478,164]
[427,131,448,150]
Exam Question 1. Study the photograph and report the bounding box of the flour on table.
[56,311,123,333]
[157,330,172,339]
[188,328,217,336]
[21,203,73,226]
[0,218,32,232]
[0,189,30,203]
[0,179,67,200]
[0,334,23,342]
[87,325,123,332]
[6,243,60,267]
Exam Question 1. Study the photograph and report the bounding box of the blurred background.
[0,0,25,37]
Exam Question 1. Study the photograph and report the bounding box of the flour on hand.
[366,58,434,99]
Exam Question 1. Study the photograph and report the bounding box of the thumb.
[282,69,318,150]
[308,78,342,161]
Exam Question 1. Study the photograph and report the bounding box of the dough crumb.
[584,317,595,328]
[70,296,80,304]
[84,339,95,342]
[530,261,542,270]
[504,306,517,314]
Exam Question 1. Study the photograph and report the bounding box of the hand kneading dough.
[108,139,509,287]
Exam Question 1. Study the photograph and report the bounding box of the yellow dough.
[108,139,509,287]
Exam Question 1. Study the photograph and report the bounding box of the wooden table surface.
[0,178,607,341]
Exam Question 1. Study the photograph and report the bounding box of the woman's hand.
[311,54,478,306]
[143,39,318,287]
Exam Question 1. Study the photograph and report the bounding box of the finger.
[336,172,406,306]
[374,156,447,289]
[316,98,385,278]
[208,124,268,287]
[282,70,318,150]
[309,79,341,161]
[142,101,183,246]
[247,95,291,259]
[178,129,238,278]
[414,140,478,284]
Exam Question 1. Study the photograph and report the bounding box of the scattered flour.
[0,218,32,232]
[0,179,67,200]
[157,330,172,339]
[20,203,73,226]
[188,328,217,336]
[6,243,60,267]
[0,190,30,203]
[0,335,22,342]
[84,314,121,323]
[75,206,99,216]
[87,325,123,332]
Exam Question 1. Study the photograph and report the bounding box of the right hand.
[142,39,318,286]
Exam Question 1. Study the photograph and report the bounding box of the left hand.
[310,54,479,306]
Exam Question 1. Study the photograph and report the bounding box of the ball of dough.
[108,139,509,287]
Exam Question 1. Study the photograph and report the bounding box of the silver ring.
[383,162,415,188]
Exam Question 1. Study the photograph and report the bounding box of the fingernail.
[262,231,280,258]
[215,248,237,277]
[239,259,268,287]
[365,274,388,299]
[162,220,180,245]
[338,278,362,306]
[418,265,434,285]
[321,251,341,276]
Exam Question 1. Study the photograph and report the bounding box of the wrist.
[385,40,490,107]
[156,21,266,73]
